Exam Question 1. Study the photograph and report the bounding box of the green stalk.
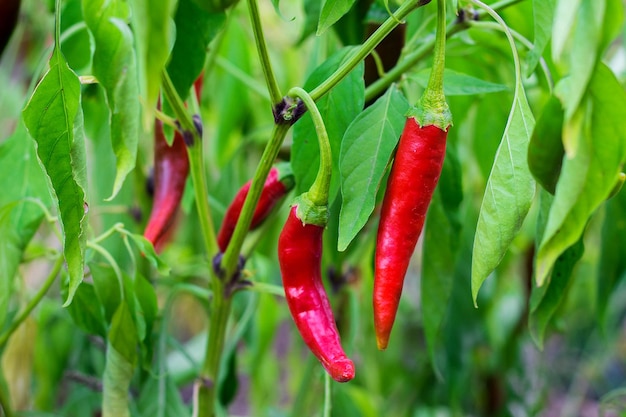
[161,70,218,257]
[287,87,331,208]
[220,123,290,277]
[364,0,527,102]
[309,0,426,102]
[0,255,64,349]
[0,381,14,417]
[247,0,282,105]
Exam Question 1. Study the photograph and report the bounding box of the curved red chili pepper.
[144,123,189,253]
[374,118,448,350]
[278,206,355,382]
[217,164,294,252]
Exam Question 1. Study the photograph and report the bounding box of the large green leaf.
[0,124,51,326]
[410,68,508,96]
[471,80,536,304]
[137,374,190,417]
[536,63,626,286]
[526,0,555,76]
[82,0,139,199]
[131,0,173,127]
[22,46,88,307]
[338,86,409,251]
[292,47,365,200]
[597,187,626,324]
[167,0,226,100]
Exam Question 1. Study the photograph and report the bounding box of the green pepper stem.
[309,0,426,102]
[287,87,332,207]
[0,254,64,349]
[247,0,282,105]
[422,0,446,105]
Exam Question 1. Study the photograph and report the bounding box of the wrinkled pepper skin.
[217,166,294,252]
[374,118,448,350]
[143,124,189,253]
[278,206,355,382]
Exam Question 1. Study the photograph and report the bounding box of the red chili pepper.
[217,163,294,252]
[374,118,448,350]
[144,75,203,252]
[144,124,189,253]
[278,205,355,382]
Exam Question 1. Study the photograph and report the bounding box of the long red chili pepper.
[278,205,355,382]
[374,120,448,349]
[144,75,203,252]
[217,163,294,252]
[373,0,451,350]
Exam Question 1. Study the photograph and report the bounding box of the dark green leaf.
[22,46,88,307]
[292,47,365,199]
[66,282,107,337]
[317,0,357,35]
[597,184,626,324]
[167,0,225,100]
[410,68,508,96]
[536,63,626,285]
[298,0,322,43]
[528,95,565,194]
[338,86,409,251]
[218,348,239,406]
[90,261,121,324]
[471,80,536,304]
[530,192,584,348]
[82,0,139,199]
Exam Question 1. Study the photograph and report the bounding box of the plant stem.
[422,0,447,104]
[247,0,281,105]
[287,87,331,207]
[364,0,527,102]
[220,123,290,278]
[309,0,425,102]
[0,255,64,349]
[0,382,14,417]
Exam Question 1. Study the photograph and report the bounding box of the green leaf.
[128,233,171,276]
[82,0,139,199]
[66,282,107,337]
[131,0,174,127]
[137,374,190,417]
[0,125,51,326]
[471,80,536,305]
[338,86,408,251]
[526,0,555,76]
[536,63,626,286]
[410,69,509,96]
[317,0,357,35]
[22,46,88,307]
[103,302,137,417]
[167,0,226,100]
[551,0,582,62]
[298,0,322,43]
[528,95,564,194]
[90,261,122,324]
[597,186,626,324]
[529,192,584,349]
[292,47,365,200]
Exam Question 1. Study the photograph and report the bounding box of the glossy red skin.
[374,118,448,350]
[217,167,290,252]
[144,76,203,252]
[278,206,355,382]
[144,123,189,253]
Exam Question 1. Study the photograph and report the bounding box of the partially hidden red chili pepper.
[278,205,355,382]
[373,0,450,350]
[144,124,189,253]
[144,75,203,252]
[217,163,294,252]
[374,119,448,349]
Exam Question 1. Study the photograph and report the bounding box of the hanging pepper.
[278,88,355,382]
[374,0,452,350]
[217,162,294,252]
[144,75,203,252]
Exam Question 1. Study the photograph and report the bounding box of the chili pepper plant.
[1,0,626,416]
